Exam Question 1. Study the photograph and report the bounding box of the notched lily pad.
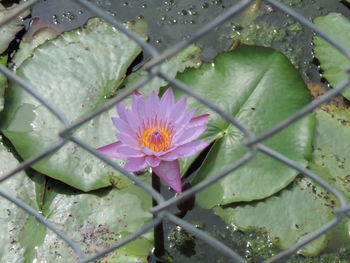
[171,45,314,207]
[215,177,334,256]
[1,18,146,191]
[314,13,350,100]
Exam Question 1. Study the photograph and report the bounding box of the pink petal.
[124,157,147,172]
[116,103,128,122]
[124,108,140,131]
[135,94,147,119]
[160,88,175,115]
[188,114,210,128]
[146,156,161,167]
[148,90,160,116]
[97,141,128,160]
[173,125,207,145]
[117,132,139,148]
[174,108,196,133]
[141,146,166,157]
[132,92,143,114]
[169,97,187,122]
[161,88,174,104]
[153,160,182,193]
[160,141,209,161]
[112,117,134,136]
[116,146,144,158]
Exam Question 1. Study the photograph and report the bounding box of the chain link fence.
[0,0,350,262]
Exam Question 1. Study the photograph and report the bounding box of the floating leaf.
[1,18,146,191]
[309,81,350,201]
[309,100,350,247]
[124,44,201,98]
[0,17,202,191]
[170,45,313,207]
[312,108,350,200]
[0,140,153,262]
[215,177,334,256]
[314,13,350,100]
[13,24,60,68]
[30,183,153,263]
[0,138,39,262]
[116,44,201,122]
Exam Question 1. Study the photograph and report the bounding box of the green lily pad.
[214,177,334,256]
[314,13,350,100]
[117,44,201,114]
[309,103,350,247]
[312,107,350,200]
[0,3,29,54]
[0,18,146,191]
[0,55,7,111]
[123,44,201,98]
[308,83,350,198]
[29,182,153,263]
[13,26,60,68]
[0,17,202,191]
[0,140,153,262]
[171,45,314,207]
[0,138,39,262]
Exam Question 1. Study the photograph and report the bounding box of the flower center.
[149,130,164,146]
[139,118,173,152]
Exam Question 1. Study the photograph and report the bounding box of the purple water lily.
[97,88,209,193]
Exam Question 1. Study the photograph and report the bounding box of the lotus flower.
[97,88,209,193]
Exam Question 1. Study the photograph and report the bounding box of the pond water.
[27,0,350,262]
[31,0,350,80]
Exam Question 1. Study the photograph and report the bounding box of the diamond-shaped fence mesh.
[0,0,349,262]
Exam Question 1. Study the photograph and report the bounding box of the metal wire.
[0,0,350,262]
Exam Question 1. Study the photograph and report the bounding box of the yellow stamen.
[139,118,173,152]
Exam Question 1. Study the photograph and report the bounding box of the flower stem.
[152,172,165,261]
